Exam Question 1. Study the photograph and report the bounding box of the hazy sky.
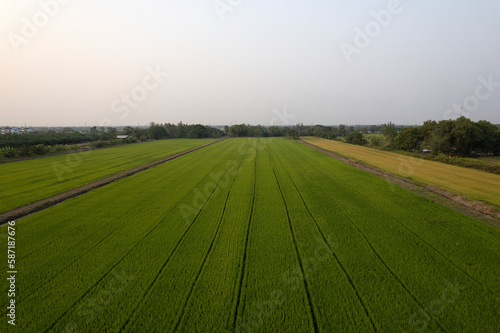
[1,0,499,126]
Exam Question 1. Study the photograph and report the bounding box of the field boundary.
[300,140,500,229]
[0,138,226,225]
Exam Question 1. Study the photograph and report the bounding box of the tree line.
[1,117,498,159]
[144,122,223,139]
[391,117,500,156]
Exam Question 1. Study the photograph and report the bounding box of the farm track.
[20,144,226,302]
[5,138,500,332]
[0,138,225,225]
[39,140,239,332]
[300,139,500,228]
[272,144,426,331]
[294,142,496,297]
[17,142,214,262]
[312,171,446,332]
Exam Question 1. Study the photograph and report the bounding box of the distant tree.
[370,136,383,147]
[177,121,187,138]
[423,127,451,155]
[294,123,305,136]
[419,120,438,142]
[253,125,264,137]
[148,123,168,139]
[394,127,419,151]
[345,131,367,145]
[450,117,480,156]
[286,129,299,140]
[382,123,398,146]
[105,127,117,140]
[188,124,206,138]
[123,126,135,136]
[164,123,178,138]
[229,124,243,137]
[338,124,347,137]
[267,126,283,137]
[474,120,500,154]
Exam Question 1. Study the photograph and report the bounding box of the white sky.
[1,0,499,126]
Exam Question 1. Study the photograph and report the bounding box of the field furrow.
[273,140,500,331]
[235,139,313,332]
[302,137,500,208]
[270,150,378,332]
[3,140,240,331]
[1,138,499,332]
[171,143,250,331]
[232,141,257,331]
[271,166,319,332]
[0,138,215,213]
[14,142,230,302]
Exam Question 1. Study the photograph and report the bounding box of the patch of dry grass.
[303,137,500,208]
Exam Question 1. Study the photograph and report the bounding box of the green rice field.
[1,138,499,332]
[0,139,214,214]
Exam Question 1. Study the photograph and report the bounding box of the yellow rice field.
[303,137,500,208]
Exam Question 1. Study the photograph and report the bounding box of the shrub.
[54,144,68,152]
[32,144,50,155]
[0,146,17,158]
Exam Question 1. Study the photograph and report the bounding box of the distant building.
[18,127,33,134]
[0,126,11,135]
[0,126,33,134]
[116,135,129,139]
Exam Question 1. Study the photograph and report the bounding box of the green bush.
[0,146,17,158]
[32,144,49,155]
[54,144,68,152]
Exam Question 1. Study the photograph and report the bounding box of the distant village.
[0,126,146,135]
[0,126,34,135]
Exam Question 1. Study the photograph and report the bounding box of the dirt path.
[0,139,225,225]
[300,140,500,230]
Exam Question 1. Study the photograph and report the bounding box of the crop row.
[0,138,214,213]
[1,138,499,332]
[302,136,500,208]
